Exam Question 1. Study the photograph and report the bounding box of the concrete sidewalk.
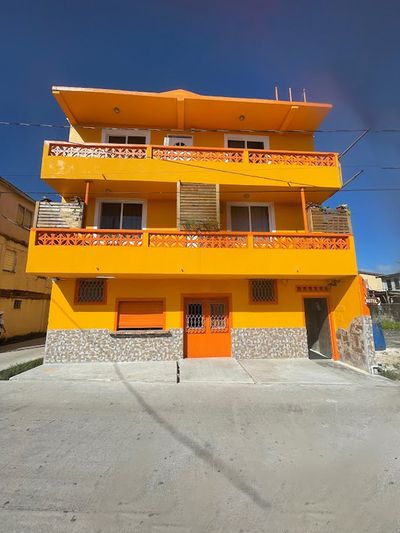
[0,337,45,372]
[12,357,394,387]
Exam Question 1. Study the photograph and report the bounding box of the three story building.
[26,86,374,371]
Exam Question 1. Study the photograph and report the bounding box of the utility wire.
[1,119,400,134]
[1,188,399,196]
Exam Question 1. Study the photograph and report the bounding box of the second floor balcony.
[41,141,342,194]
[27,227,356,278]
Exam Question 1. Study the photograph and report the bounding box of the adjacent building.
[0,177,51,340]
[26,86,374,371]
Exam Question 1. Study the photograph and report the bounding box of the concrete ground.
[14,357,387,386]
[1,359,400,532]
[0,336,45,372]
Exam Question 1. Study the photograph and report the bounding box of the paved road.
[0,363,399,532]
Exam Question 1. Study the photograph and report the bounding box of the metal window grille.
[210,303,228,331]
[77,279,105,303]
[250,279,276,303]
[13,299,22,310]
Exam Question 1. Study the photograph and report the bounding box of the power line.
[1,188,399,196]
[1,119,400,134]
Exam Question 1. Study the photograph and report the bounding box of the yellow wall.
[69,126,314,152]
[0,297,49,338]
[48,277,363,333]
[84,198,302,231]
[330,276,367,330]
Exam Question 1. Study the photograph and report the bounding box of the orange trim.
[74,278,107,305]
[358,275,371,316]
[301,295,339,361]
[84,181,90,206]
[300,188,309,232]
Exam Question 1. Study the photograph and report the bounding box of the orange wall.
[69,126,314,152]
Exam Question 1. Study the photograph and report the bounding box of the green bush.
[380,320,400,330]
[0,358,43,380]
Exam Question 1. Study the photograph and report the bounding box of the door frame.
[301,294,339,361]
[182,293,232,358]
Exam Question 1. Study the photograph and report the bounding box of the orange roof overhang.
[52,86,332,132]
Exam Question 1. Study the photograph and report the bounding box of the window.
[16,205,33,228]
[164,135,193,147]
[229,204,273,232]
[3,249,17,272]
[102,129,149,145]
[249,279,277,303]
[225,135,269,150]
[99,202,143,230]
[117,300,164,330]
[13,300,22,310]
[395,279,400,290]
[76,279,106,304]
[386,279,393,291]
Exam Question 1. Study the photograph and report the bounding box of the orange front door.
[184,298,231,358]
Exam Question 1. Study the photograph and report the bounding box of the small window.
[164,135,193,147]
[99,202,143,230]
[118,300,164,330]
[386,280,393,290]
[13,300,22,310]
[16,205,33,228]
[226,136,268,150]
[250,279,277,303]
[76,279,106,304]
[395,279,400,290]
[230,204,271,232]
[3,249,17,272]
[104,129,149,145]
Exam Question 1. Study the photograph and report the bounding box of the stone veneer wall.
[336,316,375,372]
[45,327,309,363]
[232,328,308,359]
[45,329,183,363]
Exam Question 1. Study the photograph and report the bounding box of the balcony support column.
[300,188,309,232]
[83,180,91,228]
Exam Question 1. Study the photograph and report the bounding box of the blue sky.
[1,0,399,272]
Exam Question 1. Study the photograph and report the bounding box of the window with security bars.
[76,279,106,304]
[250,279,277,303]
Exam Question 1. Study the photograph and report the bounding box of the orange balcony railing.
[47,142,338,168]
[34,229,350,250]
[28,229,356,277]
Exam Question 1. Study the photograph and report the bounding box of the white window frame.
[101,129,150,145]
[94,198,148,230]
[224,134,269,150]
[163,135,193,146]
[227,202,275,232]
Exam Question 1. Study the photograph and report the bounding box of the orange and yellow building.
[26,86,374,370]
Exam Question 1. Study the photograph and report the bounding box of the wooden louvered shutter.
[118,301,164,330]
[177,182,220,230]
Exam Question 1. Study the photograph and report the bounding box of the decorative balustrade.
[47,142,338,168]
[34,229,349,250]
[35,229,143,246]
[253,234,350,250]
[48,142,147,159]
[248,151,337,167]
[152,146,243,163]
[149,232,248,248]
